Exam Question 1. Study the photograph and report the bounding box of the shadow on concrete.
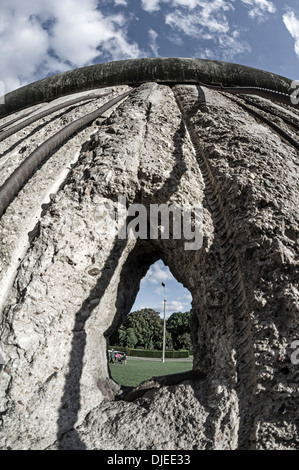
[56,84,206,449]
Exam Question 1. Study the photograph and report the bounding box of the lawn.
[109,358,193,387]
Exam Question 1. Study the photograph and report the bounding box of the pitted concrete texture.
[0,81,298,450]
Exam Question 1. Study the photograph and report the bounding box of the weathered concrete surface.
[0,81,298,450]
[174,85,299,449]
[0,57,293,118]
[0,85,130,316]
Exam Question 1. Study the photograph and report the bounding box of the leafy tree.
[110,309,192,351]
[166,311,191,349]
[176,332,192,350]
[118,326,138,348]
[118,325,126,346]
[123,308,164,349]
[154,330,172,350]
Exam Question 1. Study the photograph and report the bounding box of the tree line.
[110,308,192,351]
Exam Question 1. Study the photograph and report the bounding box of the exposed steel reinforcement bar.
[222,93,299,152]
[0,58,296,118]
[199,82,297,108]
[0,109,37,132]
[237,96,299,132]
[0,89,132,218]
[0,92,110,142]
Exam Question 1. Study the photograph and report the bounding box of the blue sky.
[131,260,193,317]
[1,0,299,317]
[1,0,299,93]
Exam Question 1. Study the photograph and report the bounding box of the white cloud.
[165,1,233,37]
[137,261,192,315]
[141,261,173,285]
[165,300,188,313]
[172,0,206,7]
[0,0,142,92]
[241,0,276,21]
[164,0,250,61]
[114,0,128,5]
[181,292,192,302]
[141,0,232,12]
[166,9,230,36]
[141,0,162,12]
[0,14,53,92]
[166,31,184,46]
[219,30,251,60]
[148,28,160,56]
[153,298,191,314]
[283,10,299,58]
[140,0,274,61]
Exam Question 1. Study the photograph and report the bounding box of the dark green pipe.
[0,58,293,118]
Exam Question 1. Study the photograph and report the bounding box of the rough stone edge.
[0,57,293,118]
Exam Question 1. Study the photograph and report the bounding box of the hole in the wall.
[107,259,194,390]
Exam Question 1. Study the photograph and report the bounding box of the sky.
[1,0,299,94]
[131,260,193,317]
[1,0,299,317]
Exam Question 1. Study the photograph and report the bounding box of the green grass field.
[109,358,193,387]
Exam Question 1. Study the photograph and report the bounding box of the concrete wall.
[0,77,298,449]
